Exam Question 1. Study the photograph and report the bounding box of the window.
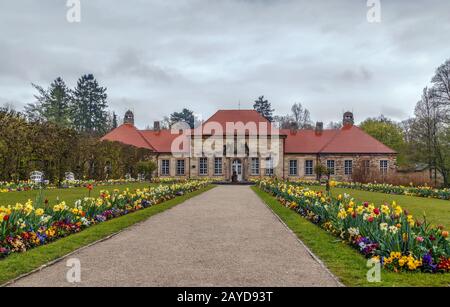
[251,158,260,175]
[176,159,185,176]
[305,160,314,176]
[214,158,223,175]
[327,160,335,175]
[289,160,298,176]
[380,160,388,175]
[161,160,170,176]
[344,160,353,176]
[199,157,208,175]
[265,157,274,176]
[363,160,370,173]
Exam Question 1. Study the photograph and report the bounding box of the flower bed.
[0,179,141,193]
[332,181,450,201]
[291,180,450,201]
[0,180,210,259]
[257,179,450,273]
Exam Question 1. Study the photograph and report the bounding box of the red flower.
[3,215,9,222]
[363,202,369,208]
[429,235,436,241]
[368,217,374,223]
[86,184,93,191]
[373,208,380,215]
[352,213,357,219]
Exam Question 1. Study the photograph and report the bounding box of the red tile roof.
[101,110,396,155]
[282,125,396,154]
[100,124,155,151]
[139,129,188,153]
[201,109,277,135]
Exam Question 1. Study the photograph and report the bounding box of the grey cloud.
[0,0,449,128]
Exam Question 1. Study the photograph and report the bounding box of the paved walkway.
[9,186,340,287]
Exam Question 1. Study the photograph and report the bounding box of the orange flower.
[442,231,449,238]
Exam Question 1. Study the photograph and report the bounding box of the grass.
[252,186,450,287]
[0,184,215,285]
[0,182,156,208]
[309,185,450,229]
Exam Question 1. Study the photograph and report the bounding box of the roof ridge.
[135,128,156,151]
[351,126,397,153]
[317,128,341,153]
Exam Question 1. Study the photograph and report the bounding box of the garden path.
[9,185,340,287]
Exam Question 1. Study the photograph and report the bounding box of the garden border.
[1,184,215,287]
[252,186,344,287]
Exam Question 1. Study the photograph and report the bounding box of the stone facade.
[284,153,397,181]
[102,110,398,183]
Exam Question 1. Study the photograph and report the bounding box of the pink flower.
[416,236,424,243]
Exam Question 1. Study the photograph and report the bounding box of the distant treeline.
[0,108,152,183]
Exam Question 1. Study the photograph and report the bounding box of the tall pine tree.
[253,96,274,121]
[26,77,72,126]
[71,74,109,135]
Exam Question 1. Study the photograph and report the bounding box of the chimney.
[289,121,298,135]
[315,122,324,135]
[153,121,161,131]
[123,110,134,125]
[343,112,354,127]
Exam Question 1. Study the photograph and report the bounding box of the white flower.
[348,227,360,236]
[388,226,398,234]
[380,223,388,232]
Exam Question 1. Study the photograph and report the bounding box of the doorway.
[231,159,243,182]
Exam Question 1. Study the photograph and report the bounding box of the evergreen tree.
[253,96,274,121]
[112,112,118,129]
[170,108,195,128]
[71,74,109,135]
[25,77,72,126]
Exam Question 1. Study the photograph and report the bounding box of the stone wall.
[283,153,397,181]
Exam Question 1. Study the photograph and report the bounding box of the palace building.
[101,109,397,182]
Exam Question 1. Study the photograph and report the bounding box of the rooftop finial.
[124,110,134,125]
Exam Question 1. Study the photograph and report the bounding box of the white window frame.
[327,160,335,175]
[199,157,208,176]
[265,157,274,176]
[176,159,185,176]
[161,160,170,176]
[214,157,223,175]
[305,160,314,176]
[380,160,388,175]
[251,158,260,175]
[344,160,353,176]
[289,160,298,176]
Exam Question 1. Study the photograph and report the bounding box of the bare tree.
[327,121,342,129]
[291,103,312,128]
[431,59,450,122]
[411,87,448,185]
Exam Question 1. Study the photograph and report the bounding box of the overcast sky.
[1,0,449,128]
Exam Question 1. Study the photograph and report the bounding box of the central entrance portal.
[231,159,243,182]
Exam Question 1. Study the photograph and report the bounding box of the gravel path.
[9,185,340,287]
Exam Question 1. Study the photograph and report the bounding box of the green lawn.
[252,186,450,287]
[0,182,155,208]
[308,185,450,229]
[0,184,215,285]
